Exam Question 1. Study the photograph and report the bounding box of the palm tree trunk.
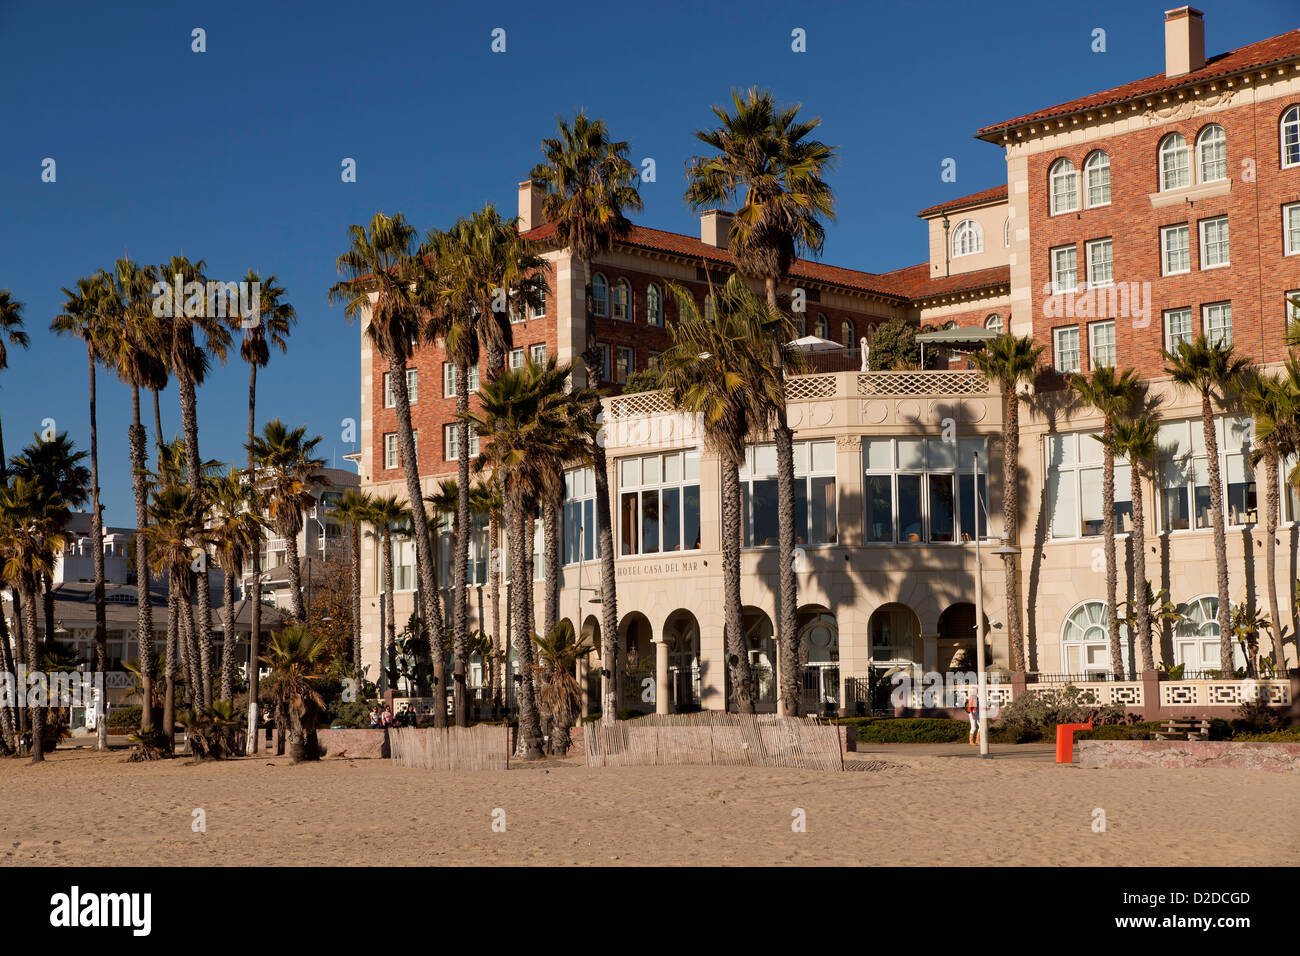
[0,598,18,751]
[130,386,155,732]
[489,509,501,713]
[1102,421,1122,677]
[180,588,201,709]
[164,582,177,748]
[11,587,27,740]
[287,707,306,763]
[1002,388,1026,671]
[350,521,362,688]
[1263,450,1286,672]
[509,494,543,757]
[220,570,236,701]
[22,583,45,761]
[42,572,54,657]
[386,353,442,716]
[247,361,262,753]
[721,459,755,713]
[1199,393,1233,674]
[1131,465,1153,673]
[382,527,396,693]
[87,345,109,749]
[453,359,471,726]
[176,371,213,710]
[152,387,165,465]
[543,493,560,637]
[284,530,306,622]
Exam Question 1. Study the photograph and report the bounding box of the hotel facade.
[357,7,1300,715]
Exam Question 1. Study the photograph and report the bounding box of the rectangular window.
[562,466,601,565]
[530,343,547,364]
[862,437,986,544]
[442,363,478,397]
[384,433,399,470]
[1088,320,1116,369]
[529,287,547,318]
[1284,203,1300,256]
[598,343,612,382]
[1054,326,1080,374]
[1085,238,1113,287]
[1051,245,1078,293]
[444,424,478,461]
[383,368,417,408]
[1199,216,1229,269]
[1164,307,1193,354]
[1160,223,1191,276]
[1287,290,1300,329]
[1045,432,1133,539]
[615,346,633,384]
[741,440,838,547]
[509,348,524,370]
[1203,301,1232,346]
[1158,417,1256,531]
[618,450,700,556]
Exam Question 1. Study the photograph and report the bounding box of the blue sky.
[0,0,1295,521]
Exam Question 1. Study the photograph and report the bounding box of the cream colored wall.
[924,199,1010,278]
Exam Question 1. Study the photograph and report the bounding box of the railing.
[856,370,989,396]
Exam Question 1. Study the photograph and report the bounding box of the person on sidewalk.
[965,693,980,746]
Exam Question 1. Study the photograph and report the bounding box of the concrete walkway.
[850,742,1058,762]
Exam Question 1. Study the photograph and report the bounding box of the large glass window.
[563,466,601,565]
[740,440,838,547]
[1045,431,1133,539]
[437,511,489,587]
[1062,601,1128,677]
[619,450,701,556]
[863,437,986,544]
[1284,204,1300,256]
[1158,416,1256,531]
[443,363,479,398]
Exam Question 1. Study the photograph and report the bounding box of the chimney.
[700,209,733,249]
[1164,6,1205,78]
[517,180,546,233]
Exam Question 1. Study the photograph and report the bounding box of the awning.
[913,327,1000,345]
[786,335,845,352]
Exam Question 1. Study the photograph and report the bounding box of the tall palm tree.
[1068,366,1143,677]
[365,495,410,696]
[52,271,118,748]
[972,333,1044,673]
[246,420,326,624]
[470,479,504,711]
[237,269,295,751]
[261,623,328,764]
[468,361,577,757]
[529,111,643,725]
[1164,334,1251,674]
[1240,364,1300,672]
[658,275,789,713]
[330,487,374,687]
[0,290,30,479]
[532,619,594,755]
[103,258,168,733]
[329,212,443,714]
[1108,416,1161,672]
[0,476,67,761]
[206,468,263,701]
[158,255,231,711]
[684,87,836,715]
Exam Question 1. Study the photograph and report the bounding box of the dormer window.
[951,219,983,257]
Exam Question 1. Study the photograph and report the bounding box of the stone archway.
[664,610,702,712]
[798,605,839,715]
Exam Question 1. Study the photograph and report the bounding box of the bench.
[1154,718,1211,741]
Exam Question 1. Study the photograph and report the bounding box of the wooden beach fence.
[388,725,511,771]
[585,713,842,771]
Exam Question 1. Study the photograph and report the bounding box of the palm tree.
[684,88,836,715]
[237,269,295,751]
[158,255,231,711]
[246,420,326,624]
[1108,416,1161,672]
[52,271,118,747]
[329,212,443,714]
[102,258,167,733]
[330,487,374,688]
[261,623,328,763]
[1164,334,1251,674]
[529,111,643,725]
[206,469,262,701]
[365,495,410,697]
[658,275,789,713]
[0,290,31,476]
[971,334,1044,672]
[1069,367,1143,677]
[467,362,577,757]
[1240,364,1300,672]
[0,476,69,761]
[532,619,595,755]
[471,478,505,712]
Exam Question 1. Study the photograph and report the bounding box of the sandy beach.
[1,746,1295,867]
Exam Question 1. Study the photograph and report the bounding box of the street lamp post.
[973,451,990,758]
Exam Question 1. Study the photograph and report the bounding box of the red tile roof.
[978,28,1300,139]
[916,185,1008,219]
[873,263,1011,301]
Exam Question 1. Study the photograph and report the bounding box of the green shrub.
[107,706,142,731]
[994,684,1132,739]
[622,368,662,394]
[1232,727,1300,742]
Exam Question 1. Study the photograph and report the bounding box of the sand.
[2,746,1296,866]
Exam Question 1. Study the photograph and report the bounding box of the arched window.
[612,277,631,320]
[1084,150,1110,206]
[814,313,829,338]
[1196,124,1226,183]
[646,283,663,326]
[1159,133,1190,190]
[840,319,855,348]
[985,313,1003,335]
[1281,105,1300,169]
[591,273,609,317]
[1061,600,1126,677]
[1049,158,1078,214]
[1174,596,1228,675]
[952,219,983,256]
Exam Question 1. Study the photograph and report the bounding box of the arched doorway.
[619,612,654,713]
[937,602,979,672]
[868,603,921,667]
[743,607,777,712]
[798,606,839,715]
[582,614,602,716]
[664,610,701,711]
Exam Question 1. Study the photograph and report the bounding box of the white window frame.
[562,466,601,565]
[1164,307,1194,354]
[1196,124,1226,183]
[530,343,546,365]
[612,277,632,321]
[1281,105,1300,169]
[984,313,1003,334]
[741,440,840,548]
[444,423,478,462]
[952,219,983,257]
[617,450,702,557]
[862,437,988,546]
[1045,432,1133,541]
[614,345,633,384]
[591,273,609,317]
[1085,237,1113,288]
[1049,158,1078,214]
[1159,133,1190,191]
[383,433,399,470]
[1062,600,1129,678]
[509,348,525,370]
[1160,223,1191,276]
[1084,150,1111,207]
[1158,416,1257,532]
[382,368,418,408]
[1283,203,1300,256]
[1050,244,1078,294]
[1088,319,1116,369]
[1202,301,1232,346]
[1054,325,1080,374]
[529,287,547,319]
[1199,215,1229,269]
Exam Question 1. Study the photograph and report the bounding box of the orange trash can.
[1055,721,1094,763]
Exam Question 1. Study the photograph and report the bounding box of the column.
[654,639,670,715]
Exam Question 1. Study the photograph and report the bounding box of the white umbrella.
[786,335,844,352]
